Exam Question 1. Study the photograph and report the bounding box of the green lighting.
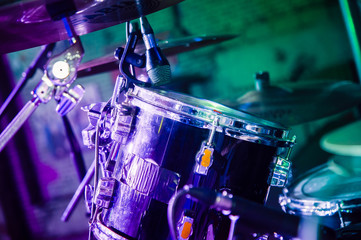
[339,0,361,82]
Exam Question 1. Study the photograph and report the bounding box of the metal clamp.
[195,142,215,175]
[81,100,136,148]
[56,84,85,116]
[93,177,117,209]
[177,214,194,240]
[194,117,219,175]
[269,136,295,187]
[269,157,291,187]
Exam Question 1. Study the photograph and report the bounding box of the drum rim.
[281,163,361,216]
[128,85,294,145]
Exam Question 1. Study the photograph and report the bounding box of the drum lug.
[177,212,194,240]
[81,102,135,148]
[110,103,136,144]
[269,157,291,187]
[270,136,295,187]
[195,142,214,175]
[195,117,219,175]
[93,177,117,209]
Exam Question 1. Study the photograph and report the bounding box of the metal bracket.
[93,177,117,209]
[269,136,295,187]
[177,215,194,240]
[194,117,219,175]
[269,157,291,187]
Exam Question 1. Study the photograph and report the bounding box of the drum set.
[1,0,361,240]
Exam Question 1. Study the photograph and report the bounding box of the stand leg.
[0,98,41,152]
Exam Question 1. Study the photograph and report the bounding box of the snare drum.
[280,156,361,230]
[91,85,294,240]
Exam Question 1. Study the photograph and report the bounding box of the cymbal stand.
[0,18,84,153]
[0,43,56,118]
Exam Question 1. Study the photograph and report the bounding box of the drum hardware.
[119,21,149,87]
[336,222,361,240]
[61,159,96,222]
[0,43,56,119]
[337,202,346,228]
[281,120,361,236]
[227,214,240,240]
[62,111,88,180]
[269,135,296,187]
[0,18,84,153]
[194,117,219,175]
[279,158,361,229]
[177,211,195,240]
[90,177,117,223]
[91,83,294,239]
[44,13,298,240]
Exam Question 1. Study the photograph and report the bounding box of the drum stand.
[0,18,84,153]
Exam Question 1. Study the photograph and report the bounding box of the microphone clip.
[119,21,150,89]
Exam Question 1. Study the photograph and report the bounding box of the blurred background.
[0,0,360,239]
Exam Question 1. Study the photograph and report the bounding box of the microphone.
[139,16,171,86]
[185,187,336,240]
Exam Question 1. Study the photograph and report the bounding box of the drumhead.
[127,85,293,147]
[280,158,361,216]
[320,120,361,157]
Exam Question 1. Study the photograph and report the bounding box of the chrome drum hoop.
[280,163,361,217]
[127,85,294,147]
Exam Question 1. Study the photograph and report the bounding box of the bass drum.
[280,156,361,239]
[91,85,295,240]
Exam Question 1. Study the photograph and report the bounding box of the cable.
[167,187,190,240]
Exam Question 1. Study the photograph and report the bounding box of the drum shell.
[102,99,283,239]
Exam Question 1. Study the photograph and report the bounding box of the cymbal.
[0,0,183,54]
[321,120,361,157]
[229,80,361,126]
[77,35,236,78]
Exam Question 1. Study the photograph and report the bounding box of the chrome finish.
[33,74,55,103]
[61,160,96,222]
[103,181,152,238]
[93,177,116,209]
[195,116,219,175]
[0,98,41,152]
[0,32,83,152]
[86,86,296,239]
[227,215,240,240]
[151,167,180,204]
[269,157,291,187]
[177,215,194,240]
[270,135,295,187]
[195,142,215,175]
[91,220,128,240]
[56,84,85,116]
[121,154,160,195]
[128,85,293,147]
[280,161,361,218]
[82,102,135,148]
